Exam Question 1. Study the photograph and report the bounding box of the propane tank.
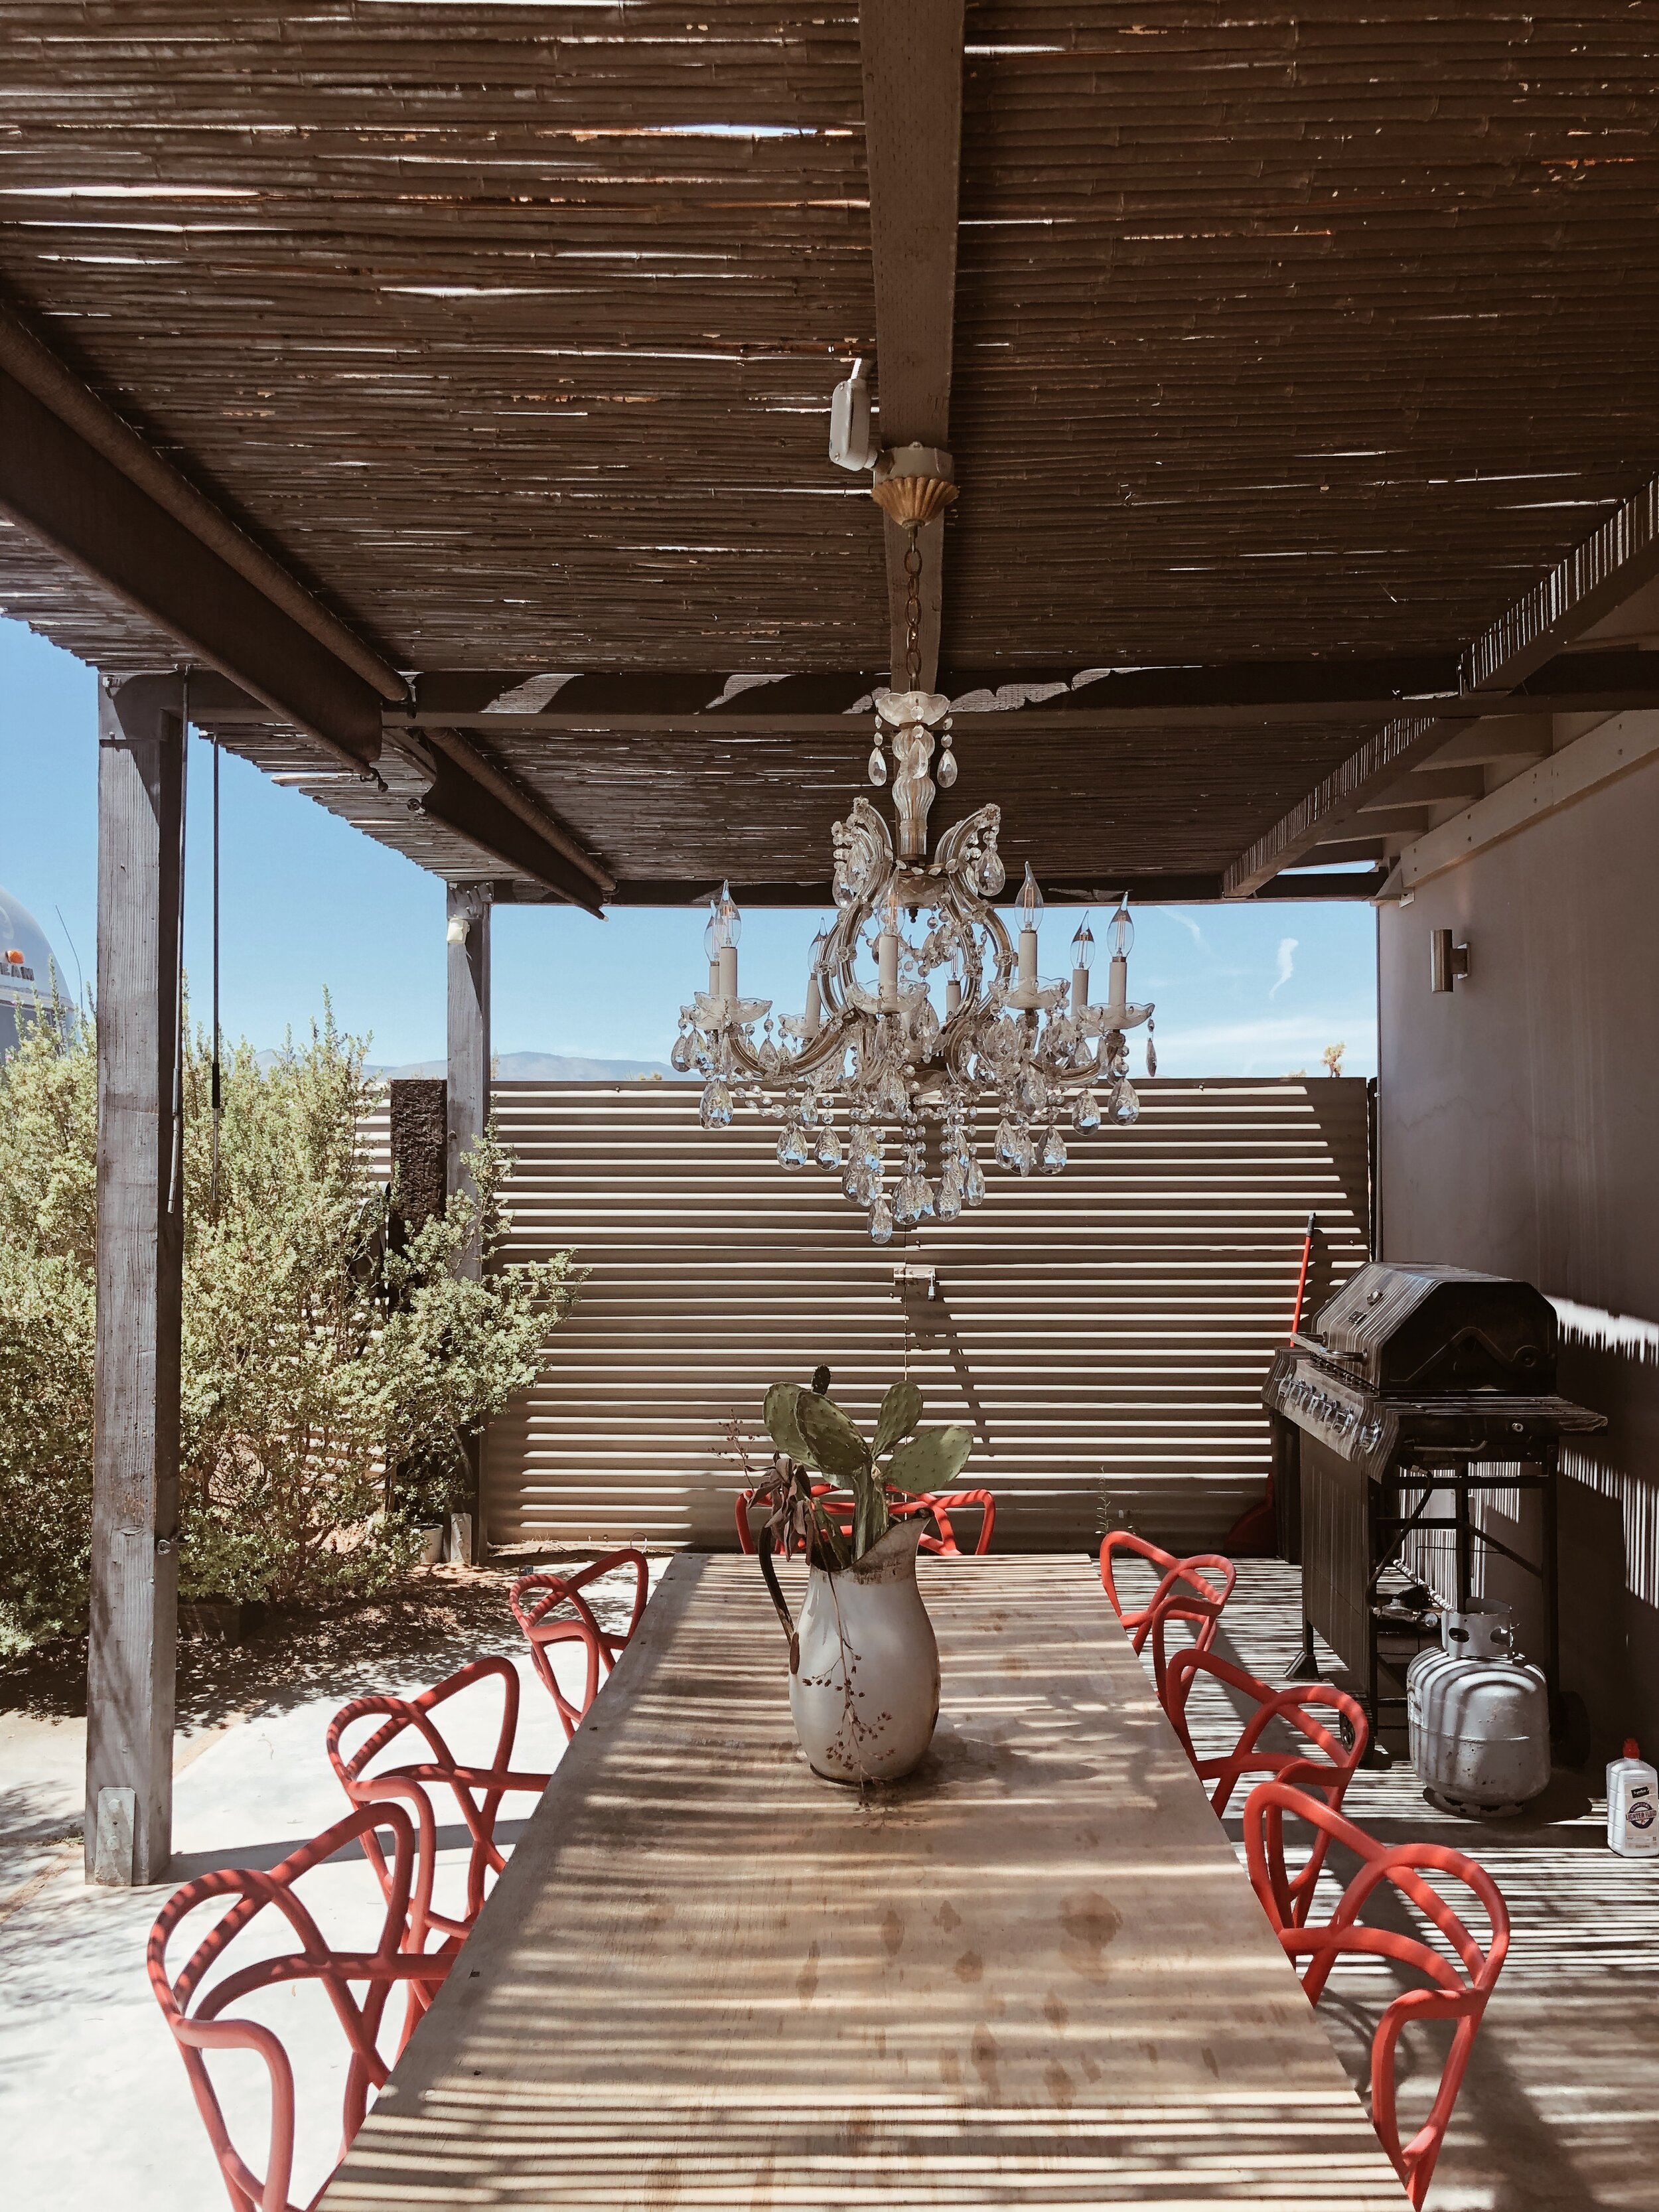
[1607,1739,1659,1858]
[1407,1599,1551,1818]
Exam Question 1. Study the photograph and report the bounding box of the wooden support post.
[86,672,185,1885]
[446,884,491,1551]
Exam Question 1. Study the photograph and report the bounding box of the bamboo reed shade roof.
[482,711,1372,893]
[3,3,1658,889]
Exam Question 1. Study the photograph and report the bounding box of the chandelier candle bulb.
[1070,915,1094,1011]
[878,926,899,1003]
[703,904,720,999]
[1105,901,1134,1013]
[709,880,743,1001]
[1015,863,1044,989]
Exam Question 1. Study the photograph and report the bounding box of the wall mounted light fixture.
[1430,928,1471,993]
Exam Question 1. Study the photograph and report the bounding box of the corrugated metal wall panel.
[465,1078,1369,1554]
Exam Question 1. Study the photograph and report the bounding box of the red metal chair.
[1165,1647,1369,1923]
[510,1549,649,1739]
[1099,1531,1237,1702]
[1243,1781,1510,2209]
[896,1488,997,1555]
[326,1655,551,1987]
[148,1801,450,2212]
[735,1483,996,1555]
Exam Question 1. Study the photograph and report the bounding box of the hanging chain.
[903,526,923,690]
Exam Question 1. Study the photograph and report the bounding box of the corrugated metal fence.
[445,1078,1370,1552]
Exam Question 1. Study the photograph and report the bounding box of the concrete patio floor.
[1,1554,1652,2209]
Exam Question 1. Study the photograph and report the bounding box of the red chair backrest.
[510,1549,649,1739]
[1099,1533,1236,1701]
[1242,1781,1510,2209]
[737,1484,996,1556]
[1165,1647,1368,1919]
[326,1654,551,1963]
[891,1489,997,1555]
[1100,1531,1236,1630]
[147,1802,449,2212]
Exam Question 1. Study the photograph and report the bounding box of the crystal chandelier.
[673,448,1156,1244]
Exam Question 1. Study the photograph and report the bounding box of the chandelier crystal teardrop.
[676,455,1155,1242]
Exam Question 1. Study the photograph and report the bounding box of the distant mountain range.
[372,1052,684,1082]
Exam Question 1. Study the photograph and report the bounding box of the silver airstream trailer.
[0,885,71,1057]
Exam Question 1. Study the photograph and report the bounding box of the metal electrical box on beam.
[828,359,879,471]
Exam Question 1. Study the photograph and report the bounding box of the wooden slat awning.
[2,3,1658,896]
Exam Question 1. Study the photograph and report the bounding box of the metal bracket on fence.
[92,1786,136,1887]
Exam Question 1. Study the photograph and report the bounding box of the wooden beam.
[188,672,608,912]
[1417,717,1553,769]
[446,889,491,1248]
[86,672,184,1885]
[1464,477,1659,690]
[447,886,490,1544]
[1400,709,1659,891]
[861,0,964,690]
[0,298,404,704]
[1283,836,1392,868]
[421,727,614,905]
[1224,470,1659,895]
[1252,867,1390,901]
[417,749,606,915]
[1390,765,1489,806]
[603,871,1226,907]
[0,359,393,769]
[396,648,1659,735]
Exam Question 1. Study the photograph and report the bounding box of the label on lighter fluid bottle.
[1607,1739,1659,1857]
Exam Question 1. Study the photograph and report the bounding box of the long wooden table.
[324,1554,1407,2207]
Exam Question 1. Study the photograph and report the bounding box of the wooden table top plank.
[324,1554,1406,2207]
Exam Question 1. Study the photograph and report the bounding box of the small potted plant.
[747,1366,971,1783]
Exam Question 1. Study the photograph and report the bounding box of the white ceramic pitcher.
[761,1517,940,1783]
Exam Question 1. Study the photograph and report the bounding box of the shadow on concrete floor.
[0,1554,614,1735]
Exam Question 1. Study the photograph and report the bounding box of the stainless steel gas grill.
[1264,1262,1605,1754]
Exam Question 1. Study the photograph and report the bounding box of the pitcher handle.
[757,1529,800,1674]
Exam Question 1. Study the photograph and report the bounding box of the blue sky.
[0,617,1376,1074]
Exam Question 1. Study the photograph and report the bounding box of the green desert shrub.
[0,1002,575,1649]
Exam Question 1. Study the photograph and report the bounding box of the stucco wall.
[1378,751,1659,1747]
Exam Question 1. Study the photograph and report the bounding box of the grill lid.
[1313,1262,1557,1394]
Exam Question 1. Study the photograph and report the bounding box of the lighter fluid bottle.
[1607,1739,1659,1857]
